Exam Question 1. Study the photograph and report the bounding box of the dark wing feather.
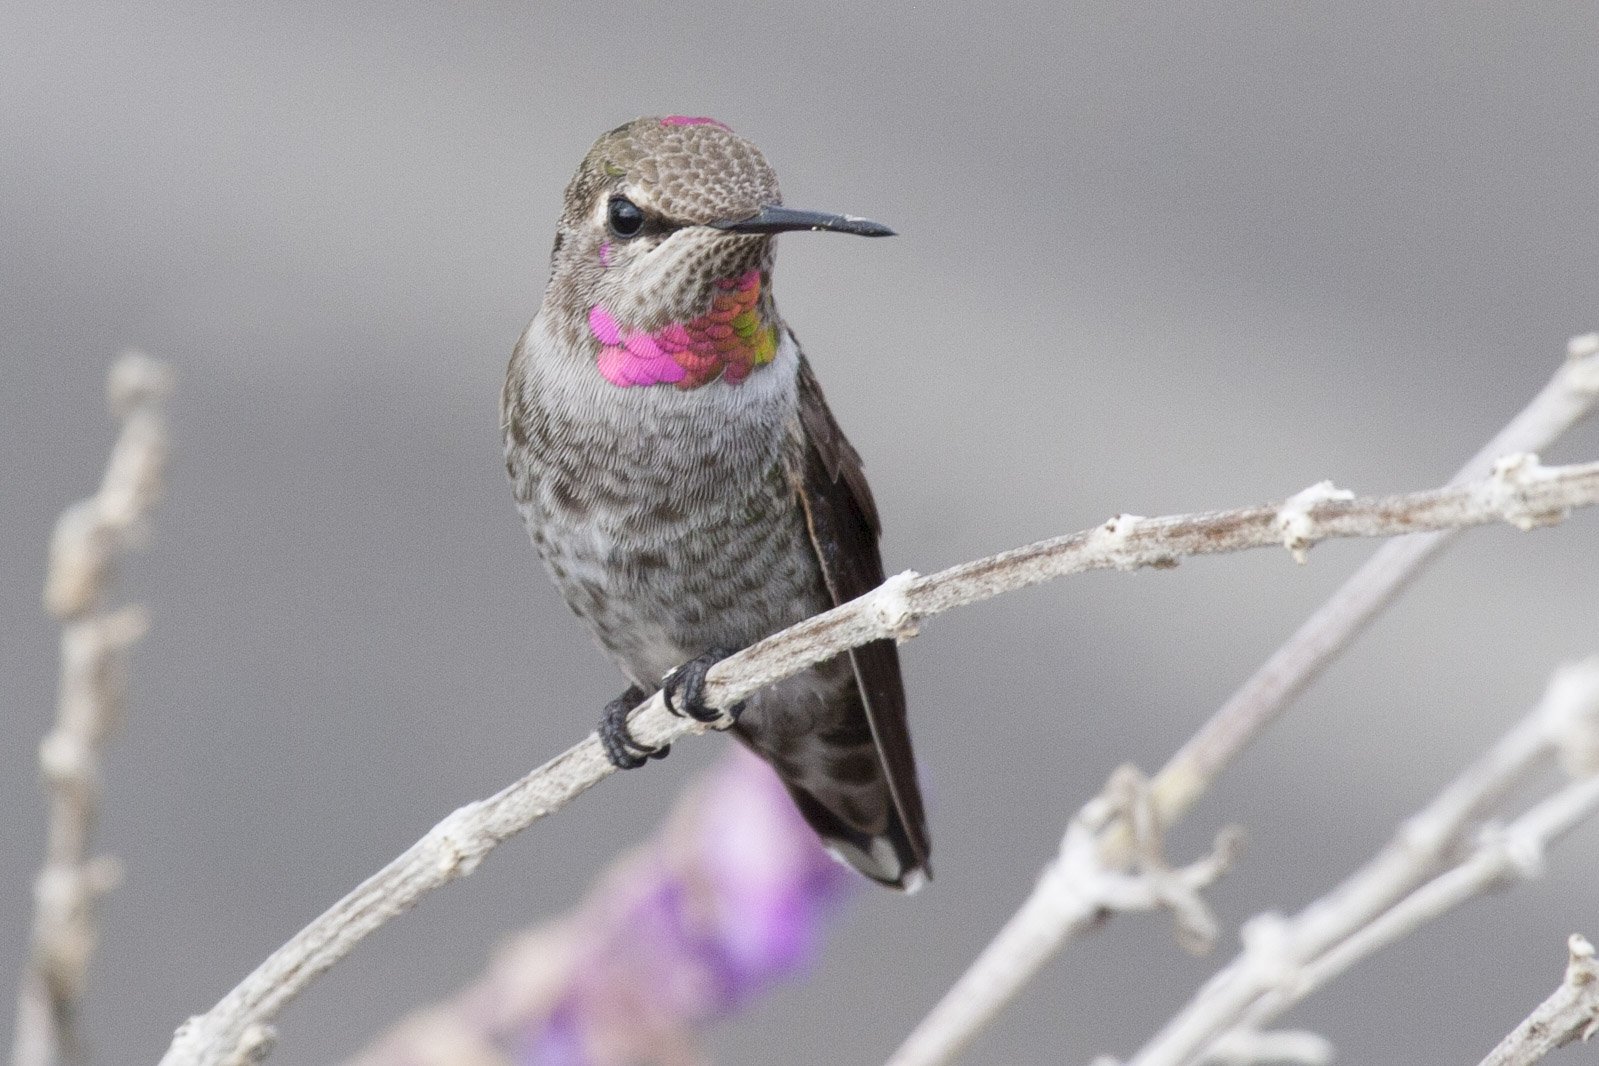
[793,350,931,876]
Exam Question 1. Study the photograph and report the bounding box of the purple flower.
[513,750,855,1066]
[522,1000,587,1066]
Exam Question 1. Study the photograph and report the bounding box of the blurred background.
[3,3,1598,1063]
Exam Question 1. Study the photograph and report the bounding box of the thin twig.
[889,336,1599,1066]
[1114,657,1599,1066]
[13,353,172,1066]
[1478,934,1599,1066]
[1209,780,1599,1061]
[157,447,1599,1066]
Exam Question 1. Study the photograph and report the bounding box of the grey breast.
[505,322,828,688]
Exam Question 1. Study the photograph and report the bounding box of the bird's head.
[543,116,892,389]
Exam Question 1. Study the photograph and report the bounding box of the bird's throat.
[588,269,779,390]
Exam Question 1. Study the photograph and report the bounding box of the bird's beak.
[709,205,895,238]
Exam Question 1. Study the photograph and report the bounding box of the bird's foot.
[599,685,670,769]
[662,647,745,725]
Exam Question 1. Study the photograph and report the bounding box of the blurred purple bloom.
[511,749,855,1066]
[523,1000,588,1066]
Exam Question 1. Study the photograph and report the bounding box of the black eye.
[607,197,645,238]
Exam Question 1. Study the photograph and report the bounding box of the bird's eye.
[607,197,646,238]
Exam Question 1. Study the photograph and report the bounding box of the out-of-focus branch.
[159,451,1599,1066]
[12,353,173,1066]
[1110,657,1599,1066]
[891,767,1247,1066]
[1227,777,1599,1045]
[890,336,1599,1066]
[1477,934,1599,1066]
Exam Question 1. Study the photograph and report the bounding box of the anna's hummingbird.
[502,116,930,890]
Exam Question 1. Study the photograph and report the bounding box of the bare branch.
[14,353,172,1066]
[159,464,1599,1061]
[1112,658,1599,1066]
[1162,333,1599,825]
[890,771,1245,1066]
[890,337,1599,1066]
[1478,934,1599,1066]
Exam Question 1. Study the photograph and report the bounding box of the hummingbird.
[502,116,930,890]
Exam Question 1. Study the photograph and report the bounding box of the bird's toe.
[662,647,744,724]
[598,685,669,769]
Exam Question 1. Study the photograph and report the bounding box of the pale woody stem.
[163,452,1599,1063]
[13,353,172,1066]
[889,337,1599,1066]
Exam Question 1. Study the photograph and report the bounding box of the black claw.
[662,648,746,725]
[599,685,669,770]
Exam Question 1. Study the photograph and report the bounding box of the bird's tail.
[730,647,931,892]
[783,782,930,892]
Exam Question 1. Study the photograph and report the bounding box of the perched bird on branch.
[502,116,930,890]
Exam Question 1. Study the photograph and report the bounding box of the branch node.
[873,569,923,643]
[1567,332,1599,393]
[227,1022,276,1066]
[1091,514,1148,570]
[430,803,490,879]
[1071,766,1242,955]
[1487,453,1567,531]
[45,500,114,620]
[1566,933,1595,987]
[107,348,176,412]
[39,729,96,789]
[1236,912,1301,994]
[1540,657,1599,778]
[1276,481,1353,563]
[1476,819,1547,888]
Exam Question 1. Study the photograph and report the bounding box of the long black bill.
[709,205,895,237]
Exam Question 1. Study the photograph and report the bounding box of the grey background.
[4,3,1598,1063]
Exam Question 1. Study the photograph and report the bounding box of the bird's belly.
[505,321,824,687]
[528,466,828,688]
